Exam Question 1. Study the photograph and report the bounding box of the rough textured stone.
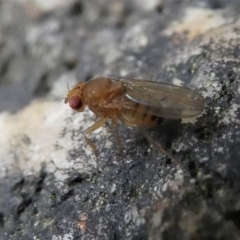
[0,0,240,239]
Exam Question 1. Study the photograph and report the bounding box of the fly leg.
[84,118,107,163]
[141,130,179,165]
[111,118,122,156]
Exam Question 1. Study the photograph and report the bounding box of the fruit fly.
[64,77,205,161]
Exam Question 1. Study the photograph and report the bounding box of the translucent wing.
[119,78,205,119]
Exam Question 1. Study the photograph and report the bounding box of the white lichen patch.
[0,98,99,180]
[17,0,75,13]
[201,19,240,46]
[163,7,232,40]
[219,103,240,125]
[52,231,74,240]
[162,10,239,73]
[152,167,184,199]
[191,64,222,99]
[122,20,150,51]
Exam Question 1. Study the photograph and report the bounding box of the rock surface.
[0,0,240,239]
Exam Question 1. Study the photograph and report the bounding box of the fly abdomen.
[150,115,164,125]
[120,101,163,127]
[134,103,164,126]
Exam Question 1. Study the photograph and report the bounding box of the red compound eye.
[69,96,82,110]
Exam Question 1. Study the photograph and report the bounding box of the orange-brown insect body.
[65,77,205,158]
[65,77,165,127]
[83,78,125,119]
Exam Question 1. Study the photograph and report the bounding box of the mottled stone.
[0,0,240,240]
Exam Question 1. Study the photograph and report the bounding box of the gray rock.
[0,0,240,239]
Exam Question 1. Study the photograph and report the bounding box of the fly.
[64,77,205,162]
